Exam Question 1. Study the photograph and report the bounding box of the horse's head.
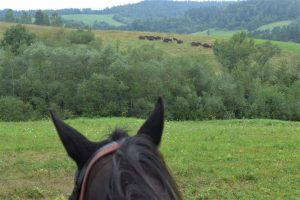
[50,98,181,200]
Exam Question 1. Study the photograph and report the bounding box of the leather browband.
[79,142,121,200]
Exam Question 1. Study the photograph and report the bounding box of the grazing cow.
[176,39,183,44]
[146,36,155,41]
[191,42,199,47]
[202,43,211,48]
[155,36,162,40]
[163,38,172,43]
[138,36,146,40]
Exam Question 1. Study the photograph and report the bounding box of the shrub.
[69,29,95,44]
[0,96,33,121]
[0,24,36,54]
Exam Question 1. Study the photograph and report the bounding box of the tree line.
[250,20,300,43]
[1,9,63,27]
[2,0,300,36]
[0,25,299,121]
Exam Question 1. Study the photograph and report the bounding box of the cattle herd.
[138,35,212,48]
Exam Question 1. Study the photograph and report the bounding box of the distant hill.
[62,14,125,27]
[256,20,293,31]
[185,0,300,30]
[0,1,233,31]
[101,1,233,24]
[124,0,300,34]
[1,0,299,36]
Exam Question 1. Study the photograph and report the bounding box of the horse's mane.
[105,130,182,200]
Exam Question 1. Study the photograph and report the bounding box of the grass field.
[61,14,125,27]
[0,118,299,199]
[255,38,300,54]
[257,20,293,31]
[0,22,300,70]
[194,28,242,37]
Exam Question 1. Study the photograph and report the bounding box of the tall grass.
[61,14,124,26]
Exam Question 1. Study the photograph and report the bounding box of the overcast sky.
[0,0,235,10]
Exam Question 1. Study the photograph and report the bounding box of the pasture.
[256,20,293,31]
[61,14,125,27]
[194,28,242,37]
[0,118,299,199]
[0,22,300,66]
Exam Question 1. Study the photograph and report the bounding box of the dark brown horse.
[50,98,181,200]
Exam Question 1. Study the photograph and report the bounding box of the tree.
[35,10,50,25]
[4,9,15,22]
[0,24,36,55]
[69,29,95,44]
[50,12,63,27]
[20,12,32,24]
[0,96,33,121]
[213,32,256,71]
[255,42,281,66]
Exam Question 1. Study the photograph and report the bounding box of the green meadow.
[0,22,299,63]
[194,28,242,37]
[255,38,300,54]
[0,118,299,199]
[256,20,293,31]
[61,14,125,26]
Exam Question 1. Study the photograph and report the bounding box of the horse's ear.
[137,97,164,146]
[49,110,97,169]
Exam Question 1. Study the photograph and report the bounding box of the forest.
[1,0,300,41]
[0,25,299,121]
[250,20,300,43]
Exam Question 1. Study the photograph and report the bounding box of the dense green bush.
[0,96,33,121]
[0,24,36,54]
[69,29,95,44]
[0,29,299,121]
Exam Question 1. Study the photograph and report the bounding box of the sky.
[0,0,235,10]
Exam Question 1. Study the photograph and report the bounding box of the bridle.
[74,141,121,200]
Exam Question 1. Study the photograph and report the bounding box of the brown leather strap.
[79,142,121,200]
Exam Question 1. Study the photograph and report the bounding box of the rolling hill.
[257,20,293,31]
[62,14,125,27]
[1,22,300,61]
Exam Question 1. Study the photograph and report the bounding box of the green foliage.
[186,0,300,31]
[20,12,32,24]
[4,9,15,22]
[124,0,300,33]
[62,14,124,27]
[214,32,281,71]
[50,12,63,27]
[255,41,281,66]
[251,20,300,43]
[256,20,293,31]
[0,24,36,55]
[0,28,299,121]
[213,32,256,71]
[34,10,50,26]
[0,96,33,121]
[77,74,128,116]
[69,29,95,44]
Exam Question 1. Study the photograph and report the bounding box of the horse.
[49,97,182,200]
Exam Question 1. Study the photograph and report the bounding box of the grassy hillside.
[257,20,293,31]
[255,38,300,54]
[193,28,300,54]
[0,22,221,70]
[194,29,243,37]
[0,22,299,69]
[61,14,125,26]
[0,118,299,199]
